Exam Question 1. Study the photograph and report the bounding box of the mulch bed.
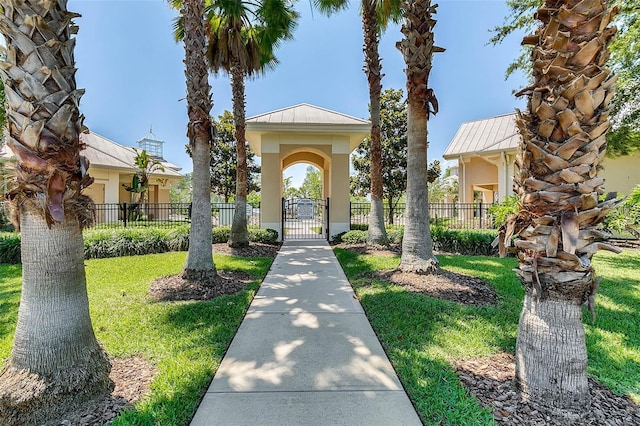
[52,356,157,426]
[147,242,281,302]
[454,353,640,425]
[361,268,498,306]
[337,243,498,306]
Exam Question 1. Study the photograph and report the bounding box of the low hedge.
[336,226,498,256]
[0,226,279,264]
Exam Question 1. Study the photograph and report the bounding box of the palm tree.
[123,149,165,220]
[179,0,217,281]
[501,0,619,419]
[0,1,111,423]
[206,0,297,248]
[314,0,400,246]
[396,0,444,273]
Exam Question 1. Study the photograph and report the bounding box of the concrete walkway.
[190,240,422,426]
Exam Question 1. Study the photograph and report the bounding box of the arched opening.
[244,104,370,241]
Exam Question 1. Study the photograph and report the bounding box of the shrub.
[603,185,640,237]
[350,224,368,231]
[431,227,498,256]
[212,226,231,244]
[387,227,404,244]
[341,230,368,244]
[487,195,519,228]
[331,232,347,244]
[83,226,190,259]
[249,228,279,244]
[0,233,20,264]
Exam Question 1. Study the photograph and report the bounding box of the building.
[1,130,184,222]
[443,113,640,204]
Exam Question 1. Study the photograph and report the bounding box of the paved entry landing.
[190,240,421,426]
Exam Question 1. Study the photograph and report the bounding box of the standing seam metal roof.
[443,113,520,159]
[246,103,370,125]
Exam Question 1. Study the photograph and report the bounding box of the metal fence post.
[122,202,127,228]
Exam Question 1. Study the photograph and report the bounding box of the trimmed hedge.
[0,226,279,264]
[337,226,498,256]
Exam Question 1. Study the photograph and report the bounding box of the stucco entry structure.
[246,104,369,241]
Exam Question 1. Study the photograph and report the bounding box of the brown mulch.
[213,242,281,258]
[52,356,157,426]
[337,243,497,307]
[454,353,640,425]
[148,269,256,301]
[360,268,499,306]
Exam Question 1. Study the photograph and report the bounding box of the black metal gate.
[282,198,329,240]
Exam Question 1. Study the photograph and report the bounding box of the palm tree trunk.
[506,0,620,418]
[397,0,442,273]
[0,215,112,425]
[362,0,387,245]
[181,0,216,281]
[0,0,111,422]
[229,59,249,248]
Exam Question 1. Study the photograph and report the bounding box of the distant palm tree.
[0,1,111,423]
[205,0,297,248]
[177,0,217,281]
[396,0,444,273]
[314,0,401,245]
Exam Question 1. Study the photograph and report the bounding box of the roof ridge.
[247,103,369,124]
[460,112,516,126]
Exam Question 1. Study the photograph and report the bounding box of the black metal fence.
[90,202,261,229]
[350,202,495,229]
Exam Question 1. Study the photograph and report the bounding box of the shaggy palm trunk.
[362,0,387,245]
[0,2,111,421]
[181,0,216,280]
[397,0,443,273]
[229,59,249,248]
[504,0,620,418]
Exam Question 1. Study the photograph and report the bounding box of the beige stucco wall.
[600,152,640,196]
[459,157,498,203]
[255,133,356,240]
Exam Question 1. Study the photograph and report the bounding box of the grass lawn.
[0,252,273,425]
[334,248,640,425]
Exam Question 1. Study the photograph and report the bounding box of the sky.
[69,0,529,187]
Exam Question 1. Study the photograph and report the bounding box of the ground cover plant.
[334,248,640,424]
[0,251,273,425]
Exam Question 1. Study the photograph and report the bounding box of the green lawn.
[0,252,273,425]
[333,249,640,425]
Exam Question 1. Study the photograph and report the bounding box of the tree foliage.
[351,88,440,216]
[186,111,260,202]
[299,166,322,200]
[491,0,640,157]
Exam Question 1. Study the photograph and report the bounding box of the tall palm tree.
[396,0,444,273]
[315,0,401,246]
[500,0,619,418]
[178,0,217,281]
[0,1,111,423]
[206,0,297,248]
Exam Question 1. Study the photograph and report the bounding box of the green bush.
[387,226,404,244]
[487,195,519,228]
[431,226,498,256]
[0,233,20,264]
[341,230,368,244]
[350,224,368,231]
[249,228,279,244]
[603,185,640,237]
[83,226,191,259]
[212,226,231,244]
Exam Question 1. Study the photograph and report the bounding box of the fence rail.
[90,202,260,229]
[350,202,495,230]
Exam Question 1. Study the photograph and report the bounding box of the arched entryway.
[246,104,369,241]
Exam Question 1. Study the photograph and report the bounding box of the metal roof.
[81,132,182,177]
[443,113,520,159]
[247,103,370,125]
[0,132,182,178]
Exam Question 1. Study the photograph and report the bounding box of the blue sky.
[70,0,528,187]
